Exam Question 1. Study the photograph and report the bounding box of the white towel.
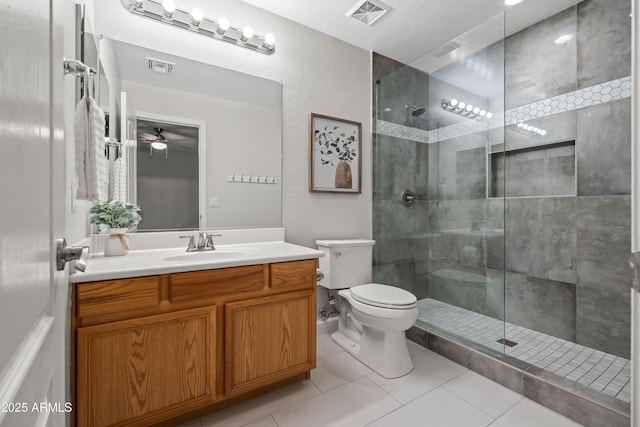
[111,149,128,201]
[75,95,109,201]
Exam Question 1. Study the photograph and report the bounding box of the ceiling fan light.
[151,141,168,150]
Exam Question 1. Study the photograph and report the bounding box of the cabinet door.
[225,290,315,395]
[76,306,216,427]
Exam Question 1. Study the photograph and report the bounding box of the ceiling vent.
[146,57,175,74]
[430,41,461,58]
[347,0,390,26]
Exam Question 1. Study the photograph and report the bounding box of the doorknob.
[56,238,90,272]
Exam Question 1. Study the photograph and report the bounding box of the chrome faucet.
[180,232,222,252]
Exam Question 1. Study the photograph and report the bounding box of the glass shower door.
[372,13,506,355]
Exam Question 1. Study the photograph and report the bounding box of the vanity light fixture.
[121,0,276,55]
[512,122,547,136]
[190,7,203,26]
[504,0,523,5]
[162,0,175,17]
[441,98,493,120]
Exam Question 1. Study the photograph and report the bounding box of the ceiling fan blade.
[138,132,159,141]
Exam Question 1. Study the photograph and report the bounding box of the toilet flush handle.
[335,251,342,258]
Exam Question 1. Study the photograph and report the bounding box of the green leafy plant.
[314,125,358,166]
[90,200,142,229]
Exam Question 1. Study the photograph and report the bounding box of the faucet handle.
[179,235,197,251]
[204,232,222,250]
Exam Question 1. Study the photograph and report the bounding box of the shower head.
[405,104,426,117]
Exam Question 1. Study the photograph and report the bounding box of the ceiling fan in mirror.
[138,127,169,158]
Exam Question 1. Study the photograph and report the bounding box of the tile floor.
[179,335,583,427]
[417,298,631,403]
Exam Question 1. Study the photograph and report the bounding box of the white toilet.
[316,239,418,378]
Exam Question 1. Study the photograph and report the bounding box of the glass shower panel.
[373,14,506,355]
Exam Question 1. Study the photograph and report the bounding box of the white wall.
[92,0,372,248]
[123,80,282,228]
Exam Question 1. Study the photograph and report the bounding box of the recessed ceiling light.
[505,0,523,5]
[554,34,574,44]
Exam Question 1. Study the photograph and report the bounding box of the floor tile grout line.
[437,386,499,421]
[598,361,628,392]
[574,351,608,383]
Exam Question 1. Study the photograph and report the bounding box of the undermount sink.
[163,251,249,262]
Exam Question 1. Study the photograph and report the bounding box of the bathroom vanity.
[70,239,321,427]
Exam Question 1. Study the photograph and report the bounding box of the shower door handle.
[627,252,640,292]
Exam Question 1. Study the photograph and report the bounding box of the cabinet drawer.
[170,265,266,303]
[270,260,317,291]
[76,276,161,318]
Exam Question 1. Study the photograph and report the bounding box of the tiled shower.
[372,0,631,416]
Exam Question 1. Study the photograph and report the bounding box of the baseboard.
[316,317,338,336]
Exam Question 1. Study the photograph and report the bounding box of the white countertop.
[70,241,323,283]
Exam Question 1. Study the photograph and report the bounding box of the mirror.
[99,38,282,231]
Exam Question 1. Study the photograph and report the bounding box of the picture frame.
[309,113,362,194]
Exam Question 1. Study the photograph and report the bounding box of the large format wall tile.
[373,134,418,201]
[576,195,631,292]
[506,272,576,342]
[576,285,630,359]
[427,262,504,319]
[373,262,416,294]
[577,0,631,88]
[576,98,631,196]
[505,197,577,284]
[505,6,577,108]
[376,64,429,129]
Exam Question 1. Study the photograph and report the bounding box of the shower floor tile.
[416,298,631,403]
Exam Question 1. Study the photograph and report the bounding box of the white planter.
[104,228,130,257]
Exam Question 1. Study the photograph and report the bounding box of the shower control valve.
[328,295,337,305]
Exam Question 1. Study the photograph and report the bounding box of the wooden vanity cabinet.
[72,259,317,427]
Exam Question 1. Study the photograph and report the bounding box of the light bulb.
[479,110,487,116]
[486,112,493,119]
[151,141,167,150]
[264,33,275,46]
[218,17,230,32]
[541,130,547,136]
[191,8,204,25]
[517,123,523,128]
[242,26,254,40]
[473,107,480,114]
[162,0,176,16]
[504,0,523,5]
[450,99,458,106]
[458,102,466,109]
[465,104,473,112]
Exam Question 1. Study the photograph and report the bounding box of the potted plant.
[90,200,142,256]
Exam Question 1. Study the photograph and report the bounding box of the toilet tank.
[316,239,375,289]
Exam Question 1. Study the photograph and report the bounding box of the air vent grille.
[347,0,390,26]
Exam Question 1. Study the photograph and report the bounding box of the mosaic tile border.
[375,76,632,144]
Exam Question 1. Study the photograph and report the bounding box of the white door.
[0,1,68,426]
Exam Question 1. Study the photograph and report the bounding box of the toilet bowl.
[316,240,418,378]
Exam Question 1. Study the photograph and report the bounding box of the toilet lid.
[349,283,417,309]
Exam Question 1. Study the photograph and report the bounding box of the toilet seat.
[349,283,417,309]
